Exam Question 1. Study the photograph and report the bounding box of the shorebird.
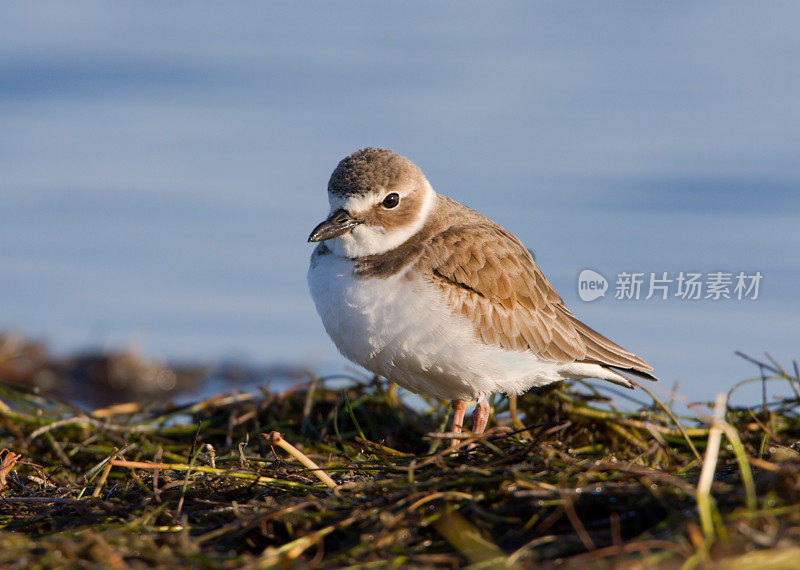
[308,148,656,448]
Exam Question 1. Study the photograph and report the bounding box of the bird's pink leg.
[472,394,490,435]
[450,399,466,449]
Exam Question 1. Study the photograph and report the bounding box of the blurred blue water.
[1,3,798,407]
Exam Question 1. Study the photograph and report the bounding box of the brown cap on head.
[328,148,424,197]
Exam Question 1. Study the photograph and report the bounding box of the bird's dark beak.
[308,209,361,242]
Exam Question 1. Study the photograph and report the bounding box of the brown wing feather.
[419,221,655,379]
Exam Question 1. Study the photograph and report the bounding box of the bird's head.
[308,148,435,258]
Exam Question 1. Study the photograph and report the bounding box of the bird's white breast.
[308,246,573,401]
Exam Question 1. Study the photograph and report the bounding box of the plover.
[308,148,656,447]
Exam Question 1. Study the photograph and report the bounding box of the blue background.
[2,3,798,405]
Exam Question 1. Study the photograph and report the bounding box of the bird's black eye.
[381,192,400,209]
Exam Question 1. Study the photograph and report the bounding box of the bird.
[307,148,657,448]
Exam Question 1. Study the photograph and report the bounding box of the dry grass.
[1,353,800,568]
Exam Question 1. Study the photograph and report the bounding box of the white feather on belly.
[308,249,617,401]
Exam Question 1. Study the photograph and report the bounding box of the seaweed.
[1,351,800,568]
